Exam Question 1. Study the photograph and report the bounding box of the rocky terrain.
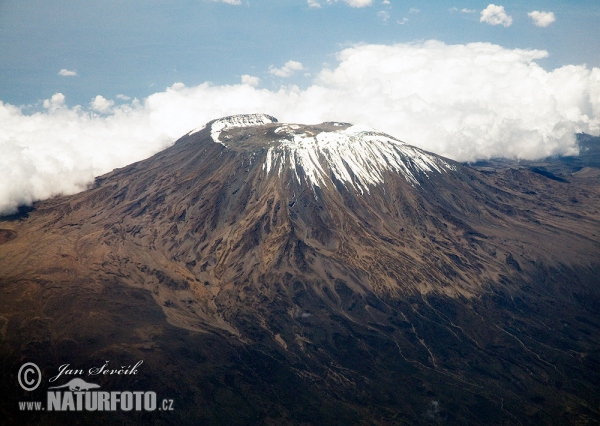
[1,115,599,425]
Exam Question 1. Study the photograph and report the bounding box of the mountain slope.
[1,114,600,425]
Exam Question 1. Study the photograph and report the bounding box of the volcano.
[1,114,600,425]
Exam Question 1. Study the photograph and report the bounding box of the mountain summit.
[191,113,454,190]
[1,115,600,424]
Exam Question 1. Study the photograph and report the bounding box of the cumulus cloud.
[307,0,321,8]
[314,41,600,160]
[528,11,555,27]
[58,69,77,77]
[269,60,304,78]
[1,41,600,214]
[241,74,260,86]
[90,95,115,113]
[0,97,172,215]
[116,94,131,101]
[480,4,512,27]
[42,93,66,111]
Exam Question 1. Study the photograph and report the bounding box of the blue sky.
[1,0,598,107]
[1,1,600,214]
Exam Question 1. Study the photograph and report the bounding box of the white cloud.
[90,95,115,114]
[58,69,77,77]
[170,82,186,91]
[450,7,476,13]
[309,0,372,8]
[0,96,172,215]
[397,17,408,24]
[382,0,390,4]
[241,74,260,86]
[339,0,372,6]
[269,60,304,78]
[528,10,555,27]
[2,41,600,215]
[42,92,66,111]
[377,10,390,22]
[211,0,241,4]
[326,0,372,7]
[480,4,512,27]
[116,94,131,101]
[409,8,419,14]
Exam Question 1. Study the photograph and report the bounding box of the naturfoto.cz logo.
[17,361,174,413]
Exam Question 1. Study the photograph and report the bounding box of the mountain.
[1,114,599,425]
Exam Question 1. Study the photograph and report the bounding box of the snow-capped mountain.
[1,115,599,424]
[194,114,455,190]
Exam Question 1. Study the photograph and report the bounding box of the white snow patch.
[263,125,453,192]
[275,124,300,134]
[188,113,277,144]
[188,124,207,136]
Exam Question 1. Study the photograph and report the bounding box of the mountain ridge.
[1,115,599,424]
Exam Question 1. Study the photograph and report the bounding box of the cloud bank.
[1,41,600,214]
